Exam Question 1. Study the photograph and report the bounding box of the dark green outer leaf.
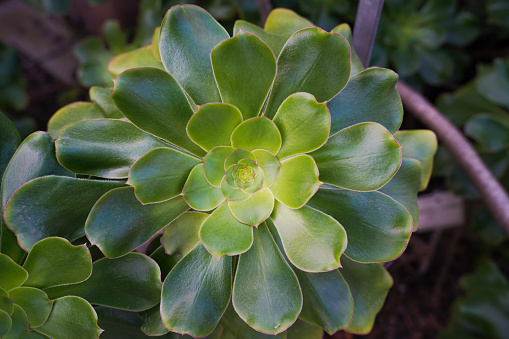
[379,158,422,231]
[128,147,201,204]
[0,287,13,314]
[34,296,103,339]
[86,187,189,258]
[1,132,72,262]
[327,67,402,135]
[286,319,323,338]
[0,253,27,291]
[111,67,204,157]
[5,176,124,251]
[465,113,509,152]
[96,306,160,339]
[3,304,29,339]
[46,253,161,312]
[0,111,20,179]
[2,132,72,212]
[265,28,350,119]
[221,304,287,339]
[0,308,10,336]
[22,237,92,289]
[341,257,393,334]
[140,304,172,336]
[56,119,168,178]
[47,102,105,138]
[161,243,231,337]
[308,188,412,263]
[233,223,302,334]
[159,5,229,105]
[8,287,53,327]
[211,31,276,120]
[394,129,437,191]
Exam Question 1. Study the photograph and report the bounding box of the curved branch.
[396,81,509,236]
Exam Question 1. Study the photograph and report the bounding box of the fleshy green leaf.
[96,306,153,339]
[159,5,229,105]
[56,119,168,178]
[161,243,231,337]
[86,187,189,258]
[296,268,352,334]
[379,158,422,230]
[34,296,102,339]
[108,46,164,77]
[0,111,20,178]
[264,8,314,35]
[341,257,393,334]
[182,164,225,211]
[152,27,161,61]
[3,305,28,339]
[22,237,91,289]
[5,176,124,251]
[211,31,276,119]
[252,150,281,188]
[221,304,287,339]
[273,92,330,159]
[140,304,171,336]
[204,146,236,187]
[187,104,243,151]
[233,223,302,334]
[221,176,252,202]
[89,86,123,118]
[8,287,52,327]
[310,122,402,191]
[231,117,282,154]
[266,219,353,333]
[128,148,201,204]
[270,154,320,208]
[200,202,253,257]
[224,149,256,169]
[2,132,72,212]
[233,20,288,57]
[265,28,350,119]
[394,130,437,191]
[111,67,204,156]
[48,102,105,138]
[270,202,346,272]
[308,188,412,263]
[0,254,27,291]
[0,309,11,336]
[228,189,274,226]
[161,211,207,256]
[286,319,323,338]
[45,253,161,312]
[331,24,364,75]
[0,287,13,314]
[327,68,402,135]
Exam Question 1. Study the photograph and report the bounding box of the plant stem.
[257,0,271,23]
[396,81,509,236]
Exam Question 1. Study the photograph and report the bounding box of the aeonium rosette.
[3,5,437,338]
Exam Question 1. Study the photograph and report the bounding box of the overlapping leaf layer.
[1,6,437,338]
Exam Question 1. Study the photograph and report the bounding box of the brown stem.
[257,0,271,23]
[396,81,509,236]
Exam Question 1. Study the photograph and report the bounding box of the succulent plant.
[3,5,437,337]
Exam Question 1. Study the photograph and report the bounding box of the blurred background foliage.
[1,0,509,337]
